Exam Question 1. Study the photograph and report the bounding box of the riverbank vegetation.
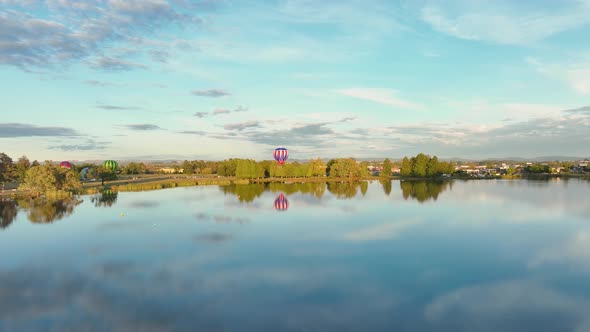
[1,151,588,197]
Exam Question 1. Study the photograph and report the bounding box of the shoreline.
[1,173,588,199]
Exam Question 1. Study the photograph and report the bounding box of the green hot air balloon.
[102,160,118,171]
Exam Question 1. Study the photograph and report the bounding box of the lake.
[1,179,589,332]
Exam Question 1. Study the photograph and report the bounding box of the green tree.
[258,160,272,178]
[182,160,196,175]
[330,158,362,179]
[123,162,145,175]
[412,153,429,177]
[381,158,393,177]
[400,156,412,177]
[507,167,516,176]
[283,163,297,177]
[235,159,250,179]
[0,153,14,190]
[62,169,82,192]
[326,159,337,176]
[426,156,439,177]
[359,161,370,177]
[14,155,31,182]
[312,158,326,177]
[306,158,316,177]
[98,166,117,186]
[19,163,57,193]
[270,162,285,178]
[218,159,238,177]
[19,162,82,193]
[437,161,454,175]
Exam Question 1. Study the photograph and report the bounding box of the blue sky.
[1,0,589,161]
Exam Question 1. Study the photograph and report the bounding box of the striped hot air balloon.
[102,160,118,171]
[273,147,288,166]
[274,193,289,211]
[59,161,73,169]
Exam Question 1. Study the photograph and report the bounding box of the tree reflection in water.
[91,190,119,207]
[268,182,326,199]
[221,183,266,203]
[0,200,18,229]
[400,180,452,203]
[222,182,329,203]
[16,196,83,223]
[326,181,363,199]
[380,179,392,196]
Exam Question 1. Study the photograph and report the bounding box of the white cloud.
[529,230,590,271]
[425,279,590,331]
[338,88,423,111]
[527,56,590,95]
[421,1,590,45]
[341,219,419,242]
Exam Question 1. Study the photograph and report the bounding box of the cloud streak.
[338,88,423,111]
[90,57,148,71]
[224,121,260,131]
[122,124,163,131]
[421,1,590,45]
[97,105,143,111]
[48,139,111,151]
[527,56,590,95]
[194,106,248,118]
[0,123,80,137]
[191,89,231,98]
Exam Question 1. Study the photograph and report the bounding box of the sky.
[0,0,589,162]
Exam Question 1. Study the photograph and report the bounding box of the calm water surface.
[1,179,589,332]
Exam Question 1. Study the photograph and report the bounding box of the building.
[158,167,184,174]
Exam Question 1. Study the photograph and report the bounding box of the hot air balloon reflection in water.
[59,161,73,170]
[274,193,289,211]
[273,148,288,166]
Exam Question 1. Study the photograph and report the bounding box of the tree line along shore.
[1,152,588,197]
